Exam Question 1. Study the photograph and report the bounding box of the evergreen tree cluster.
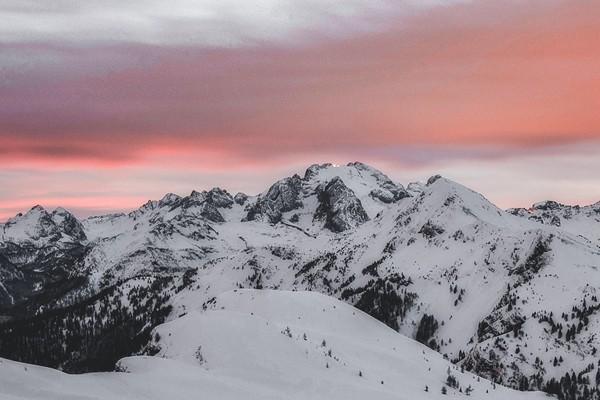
[416,314,439,351]
[0,275,173,373]
[350,277,417,331]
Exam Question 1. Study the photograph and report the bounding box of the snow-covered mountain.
[0,289,546,400]
[1,162,599,399]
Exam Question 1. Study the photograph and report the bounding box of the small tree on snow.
[195,346,205,365]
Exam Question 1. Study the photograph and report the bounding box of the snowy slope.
[0,290,546,400]
[509,200,600,244]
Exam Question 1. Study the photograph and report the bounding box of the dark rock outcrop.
[206,188,234,209]
[244,175,304,223]
[234,192,248,205]
[303,163,333,180]
[51,208,87,242]
[314,177,369,232]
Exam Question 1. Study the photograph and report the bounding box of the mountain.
[1,162,600,399]
[0,289,546,400]
[0,206,87,308]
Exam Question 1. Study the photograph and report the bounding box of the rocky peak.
[234,192,248,205]
[244,175,304,223]
[206,188,234,209]
[532,200,564,211]
[2,205,85,244]
[507,207,529,217]
[174,191,222,223]
[314,176,369,232]
[159,193,182,207]
[404,175,510,230]
[346,162,410,204]
[426,175,442,186]
[369,181,410,204]
[304,163,334,180]
[3,205,54,238]
[51,208,87,241]
[406,182,424,196]
[346,161,379,173]
[189,190,205,200]
[164,188,234,223]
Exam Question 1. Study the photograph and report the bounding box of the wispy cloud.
[0,0,451,46]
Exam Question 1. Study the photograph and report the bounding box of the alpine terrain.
[1,162,599,400]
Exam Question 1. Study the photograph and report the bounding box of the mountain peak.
[304,163,334,180]
[52,207,69,215]
[28,204,46,214]
[426,174,442,186]
[531,200,565,211]
[159,193,182,207]
[346,161,378,172]
[2,204,87,244]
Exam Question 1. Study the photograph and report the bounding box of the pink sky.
[1,0,599,220]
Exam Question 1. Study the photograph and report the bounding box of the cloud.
[1,0,598,166]
[0,0,599,217]
[0,0,451,46]
[2,142,600,223]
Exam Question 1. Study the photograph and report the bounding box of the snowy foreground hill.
[1,162,600,399]
[0,290,545,400]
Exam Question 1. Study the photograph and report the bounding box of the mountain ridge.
[1,161,600,399]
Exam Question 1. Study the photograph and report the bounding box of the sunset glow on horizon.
[1,0,600,221]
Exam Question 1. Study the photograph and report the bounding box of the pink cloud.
[0,0,599,216]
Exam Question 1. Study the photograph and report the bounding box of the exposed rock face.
[194,202,225,223]
[170,188,233,223]
[426,175,442,186]
[303,163,333,180]
[314,177,369,232]
[206,188,234,209]
[51,208,87,242]
[406,182,424,196]
[532,200,564,211]
[369,179,410,203]
[507,199,600,242]
[158,193,182,208]
[176,191,225,223]
[244,175,304,223]
[369,187,408,204]
[234,192,248,205]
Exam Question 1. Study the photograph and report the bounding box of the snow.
[0,290,546,400]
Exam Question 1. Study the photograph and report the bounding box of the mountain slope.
[0,289,546,400]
